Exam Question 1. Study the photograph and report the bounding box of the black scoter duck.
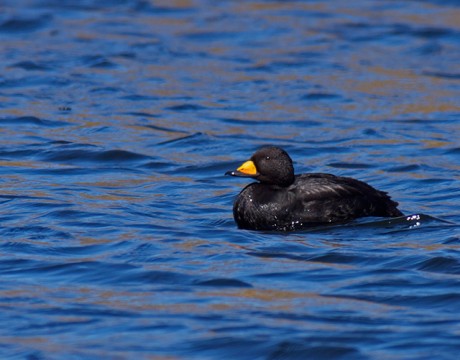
[226,146,403,231]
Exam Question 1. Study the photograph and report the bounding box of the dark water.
[1,0,460,358]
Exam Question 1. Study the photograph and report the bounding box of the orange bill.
[236,160,258,175]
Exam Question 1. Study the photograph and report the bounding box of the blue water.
[1,0,460,359]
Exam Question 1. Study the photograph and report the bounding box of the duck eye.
[265,156,270,160]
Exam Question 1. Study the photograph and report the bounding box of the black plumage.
[226,146,403,231]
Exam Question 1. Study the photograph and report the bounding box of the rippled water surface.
[1,0,460,359]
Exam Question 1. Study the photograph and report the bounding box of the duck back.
[233,173,403,231]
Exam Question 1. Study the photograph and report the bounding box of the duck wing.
[290,173,403,222]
